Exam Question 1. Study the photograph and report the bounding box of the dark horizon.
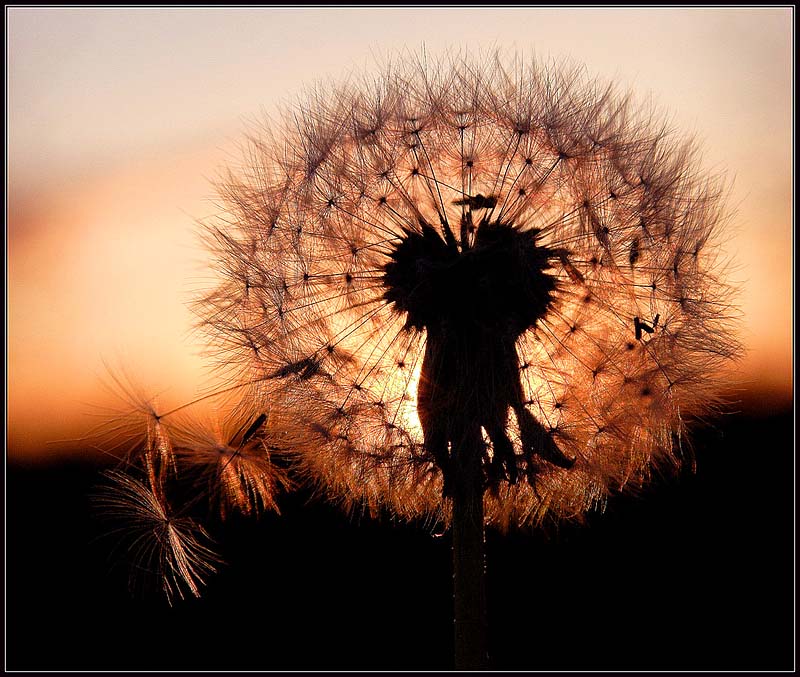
[5,407,794,671]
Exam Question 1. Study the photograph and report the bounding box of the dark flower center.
[383,219,556,336]
[383,219,574,493]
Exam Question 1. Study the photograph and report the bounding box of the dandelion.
[196,50,739,668]
[89,50,740,667]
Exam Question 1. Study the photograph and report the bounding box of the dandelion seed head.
[201,51,740,527]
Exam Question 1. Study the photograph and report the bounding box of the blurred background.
[6,7,793,671]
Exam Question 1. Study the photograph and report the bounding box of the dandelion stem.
[451,423,489,670]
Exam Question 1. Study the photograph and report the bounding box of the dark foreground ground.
[6,409,794,671]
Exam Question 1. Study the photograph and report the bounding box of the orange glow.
[398,361,424,439]
[7,142,234,460]
[6,8,792,462]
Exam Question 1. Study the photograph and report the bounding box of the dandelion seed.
[88,367,292,602]
[174,412,289,520]
[94,470,219,605]
[89,369,179,502]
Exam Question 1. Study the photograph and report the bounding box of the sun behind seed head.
[199,50,740,528]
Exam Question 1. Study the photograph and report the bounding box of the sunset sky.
[7,7,793,460]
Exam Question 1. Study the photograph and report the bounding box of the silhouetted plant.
[94,50,740,668]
